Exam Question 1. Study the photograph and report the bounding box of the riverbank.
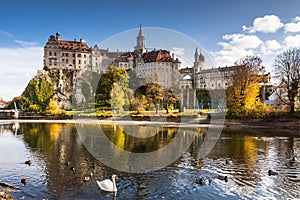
[0,112,299,130]
[225,113,300,130]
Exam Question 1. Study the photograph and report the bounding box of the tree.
[162,88,178,113]
[46,99,64,115]
[24,78,54,112]
[95,66,131,110]
[274,48,300,113]
[227,55,264,116]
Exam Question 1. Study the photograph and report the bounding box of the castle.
[43,26,271,109]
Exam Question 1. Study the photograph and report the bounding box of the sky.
[0,0,300,101]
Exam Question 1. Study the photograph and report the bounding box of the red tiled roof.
[117,52,136,62]
[143,50,176,63]
[57,40,90,53]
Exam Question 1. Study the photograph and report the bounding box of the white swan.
[97,174,118,193]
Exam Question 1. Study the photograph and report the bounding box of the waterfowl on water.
[25,160,31,166]
[217,175,228,182]
[195,177,211,185]
[268,169,278,176]
[97,174,118,194]
[225,159,232,165]
[90,162,96,169]
[84,172,93,182]
[21,179,27,185]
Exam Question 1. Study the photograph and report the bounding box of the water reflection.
[0,122,299,199]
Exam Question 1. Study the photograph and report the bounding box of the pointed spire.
[194,48,199,62]
[195,48,199,56]
[138,24,143,37]
[135,24,147,54]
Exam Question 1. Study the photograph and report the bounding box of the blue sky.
[0,0,300,100]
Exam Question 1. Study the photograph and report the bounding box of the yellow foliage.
[46,99,64,115]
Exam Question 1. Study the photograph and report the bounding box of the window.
[78,54,81,57]
[84,60,86,64]
[66,59,69,64]
[78,60,81,64]
[66,53,69,57]
[72,54,75,57]
[73,60,75,64]
[84,54,86,58]
[54,52,56,56]
[49,52,52,56]
[224,71,228,77]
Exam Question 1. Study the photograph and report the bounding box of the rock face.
[33,68,75,109]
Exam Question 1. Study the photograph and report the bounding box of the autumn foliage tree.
[227,55,265,117]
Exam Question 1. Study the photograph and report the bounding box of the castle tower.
[134,24,147,55]
[55,31,60,40]
[193,48,204,72]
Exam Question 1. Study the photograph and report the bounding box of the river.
[0,121,299,199]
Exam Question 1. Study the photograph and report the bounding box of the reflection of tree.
[20,123,105,198]
[102,125,178,153]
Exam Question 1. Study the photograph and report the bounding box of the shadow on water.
[0,122,299,199]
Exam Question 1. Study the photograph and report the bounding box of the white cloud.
[14,40,40,47]
[284,16,300,33]
[0,46,43,100]
[261,40,282,56]
[0,30,14,38]
[219,34,262,50]
[171,47,185,56]
[243,15,284,33]
[212,33,263,66]
[284,35,300,47]
[212,48,255,67]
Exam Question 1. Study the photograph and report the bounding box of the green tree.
[274,48,300,113]
[24,78,54,112]
[95,66,130,110]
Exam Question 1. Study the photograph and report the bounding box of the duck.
[70,167,75,172]
[97,174,118,194]
[217,175,228,182]
[195,177,211,185]
[25,160,31,166]
[21,178,27,185]
[84,172,93,182]
[225,159,232,165]
[90,162,96,169]
[268,169,278,176]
